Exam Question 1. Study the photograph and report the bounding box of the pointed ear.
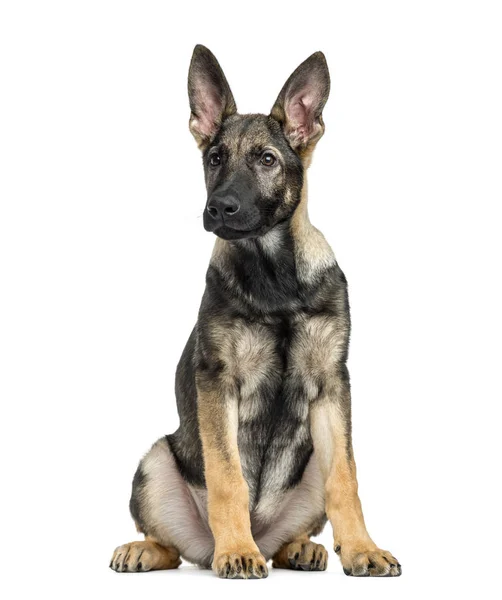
[188,45,237,149]
[270,52,330,150]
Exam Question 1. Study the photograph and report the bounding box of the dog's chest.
[229,314,345,505]
[233,314,344,415]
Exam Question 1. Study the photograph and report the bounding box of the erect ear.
[188,45,237,149]
[270,51,330,150]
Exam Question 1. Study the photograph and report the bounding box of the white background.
[1,1,501,598]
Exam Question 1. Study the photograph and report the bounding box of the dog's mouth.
[212,224,265,240]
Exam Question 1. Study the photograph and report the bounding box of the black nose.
[207,195,240,220]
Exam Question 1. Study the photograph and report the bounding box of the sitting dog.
[110,45,401,579]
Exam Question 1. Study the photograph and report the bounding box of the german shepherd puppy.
[110,45,401,579]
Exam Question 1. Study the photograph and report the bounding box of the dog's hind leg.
[110,537,181,573]
[109,437,215,572]
[272,533,328,571]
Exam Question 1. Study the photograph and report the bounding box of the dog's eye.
[260,152,276,167]
[209,153,221,167]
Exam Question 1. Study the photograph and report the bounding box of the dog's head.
[188,45,330,241]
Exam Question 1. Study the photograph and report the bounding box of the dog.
[110,45,401,579]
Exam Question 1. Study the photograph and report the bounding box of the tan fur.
[272,533,328,571]
[110,537,181,572]
[206,319,280,391]
[291,182,336,283]
[310,401,401,576]
[290,313,350,401]
[196,382,268,578]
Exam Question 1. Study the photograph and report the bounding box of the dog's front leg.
[310,364,401,577]
[196,373,268,579]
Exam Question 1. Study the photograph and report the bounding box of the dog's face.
[201,115,303,240]
[188,45,330,241]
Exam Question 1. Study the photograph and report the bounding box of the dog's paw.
[110,540,181,573]
[273,541,328,571]
[336,543,401,577]
[213,550,268,579]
